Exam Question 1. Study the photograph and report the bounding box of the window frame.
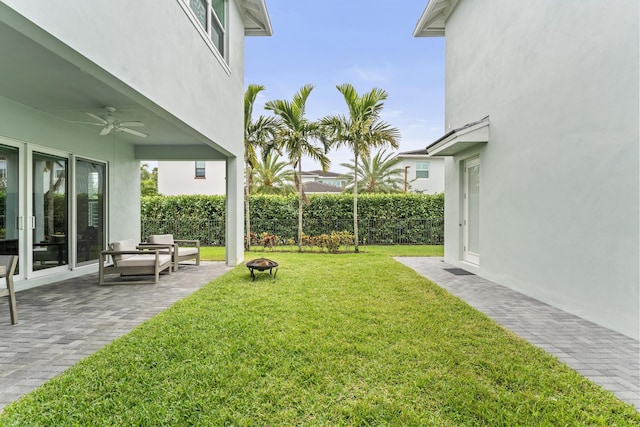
[195,161,206,179]
[416,162,430,179]
[183,0,227,60]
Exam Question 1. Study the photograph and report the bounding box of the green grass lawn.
[1,249,638,426]
[200,244,445,261]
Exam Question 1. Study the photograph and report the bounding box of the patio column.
[225,156,243,266]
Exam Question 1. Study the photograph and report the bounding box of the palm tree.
[265,84,330,252]
[340,150,404,194]
[252,153,295,195]
[322,83,400,252]
[244,84,279,250]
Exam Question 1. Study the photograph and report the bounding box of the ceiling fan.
[73,106,148,138]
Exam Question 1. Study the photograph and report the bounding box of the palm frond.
[244,84,265,128]
[340,150,403,194]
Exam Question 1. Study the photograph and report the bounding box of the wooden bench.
[99,239,173,285]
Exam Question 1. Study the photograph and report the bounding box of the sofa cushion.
[117,254,172,268]
[177,247,199,257]
[109,239,137,263]
[148,234,174,245]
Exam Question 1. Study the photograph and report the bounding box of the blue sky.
[245,0,445,173]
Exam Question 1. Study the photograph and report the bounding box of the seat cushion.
[117,254,172,268]
[148,234,174,245]
[109,239,137,262]
[177,247,199,257]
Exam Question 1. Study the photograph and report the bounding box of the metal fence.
[141,217,444,246]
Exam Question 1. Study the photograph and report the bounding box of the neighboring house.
[157,161,226,195]
[301,170,347,192]
[414,1,639,339]
[394,149,444,194]
[0,0,271,291]
[303,181,343,195]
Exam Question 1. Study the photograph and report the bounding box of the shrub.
[141,193,444,245]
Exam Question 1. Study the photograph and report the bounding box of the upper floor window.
[416,162,430,179]
[188,0,226,57]
[318,179,344,188]
[195,161,206,178]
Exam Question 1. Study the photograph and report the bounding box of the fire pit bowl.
[245,258,278,281]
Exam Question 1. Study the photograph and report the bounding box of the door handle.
[16,216,23,230]
[31,216,36,230]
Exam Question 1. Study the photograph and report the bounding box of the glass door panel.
[76,159,105,266]
[0,145,20,273]
[32,153,68,271]
[463,157,480,264]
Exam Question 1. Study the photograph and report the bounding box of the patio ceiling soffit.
[0,8,221,150]
[425,116,489,157]
[413,0,459,37]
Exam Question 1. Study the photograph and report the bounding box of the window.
[416,162,430,179]
[195,161,206,178]
[318,179,343,188]
[210,0,225,56]
[188,0,226,57]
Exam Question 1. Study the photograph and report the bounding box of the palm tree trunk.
[297,161,303,252]
[353,151,359,253]
[244,164,251,251]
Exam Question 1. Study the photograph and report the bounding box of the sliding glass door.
[0,142,108,278]
[76,159,105,266]
[32,152,68,271]
[0,145,20,273]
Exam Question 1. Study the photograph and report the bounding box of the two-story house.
[0,0,271,291]
[415,0,638,338]
[394,149,444,194]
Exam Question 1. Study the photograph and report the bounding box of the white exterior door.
[463,157,480,264]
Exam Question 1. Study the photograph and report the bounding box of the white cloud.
[345,64,394,84]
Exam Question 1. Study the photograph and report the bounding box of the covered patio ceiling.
[0,17,227,160]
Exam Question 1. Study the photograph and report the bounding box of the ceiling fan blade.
[66,120,104,126]
[99,124,114,136]
[117,126,148,138]
[84,112,108,124]
[118,121,145,127]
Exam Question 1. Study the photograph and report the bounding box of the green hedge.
[141,193,443,220]
[141,193,444,245]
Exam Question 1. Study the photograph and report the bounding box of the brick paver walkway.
[396,256,640,409]
[0,261,231,411]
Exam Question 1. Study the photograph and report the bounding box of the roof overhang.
[413,0,458,37]
[242,0,273,36]
[426,116,489,156]
[395,149,444,159]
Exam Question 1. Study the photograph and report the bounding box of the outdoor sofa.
[99,239,173,285]
[143,234,200,272]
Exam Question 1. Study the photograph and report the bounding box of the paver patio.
[0,261,231,412]
[396,256,640,409]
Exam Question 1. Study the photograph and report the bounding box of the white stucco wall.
[157,161,226,195]
[441,1,639,338]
